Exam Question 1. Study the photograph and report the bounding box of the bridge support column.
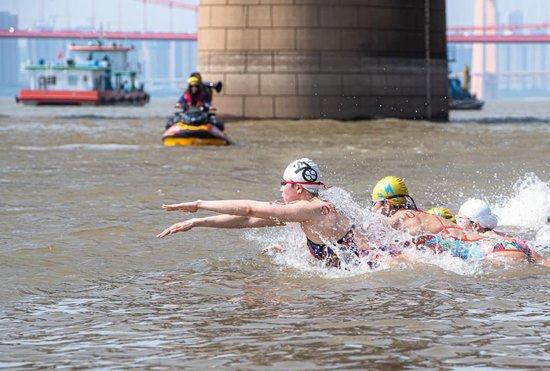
[472,0,498,99]
[198,0,448,120]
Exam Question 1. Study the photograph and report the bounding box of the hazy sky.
[446,0,550,26]
[0,0,199,32]
[1,0,548,32]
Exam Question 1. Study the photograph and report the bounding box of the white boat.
[17,40,150,106]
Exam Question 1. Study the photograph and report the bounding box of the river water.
[1,98,549,369]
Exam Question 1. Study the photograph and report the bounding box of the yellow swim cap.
[372,176,409,205]
[187,76,200,86]
[427,207,456,223]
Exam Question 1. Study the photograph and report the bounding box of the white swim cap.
[282,158,324,193]
[458,199,498,230]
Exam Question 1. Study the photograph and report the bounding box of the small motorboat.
[448,65,484,110]
[449,96,485,110]
[162,107,232,146]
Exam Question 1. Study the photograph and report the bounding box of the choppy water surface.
[1,99,549,369]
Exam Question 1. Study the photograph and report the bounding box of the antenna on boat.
[98,23,105,46]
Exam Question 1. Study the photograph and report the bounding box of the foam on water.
[491,173,550,248]
[244,187,433,277]
[492,173,550,228]
[0,121,130,134]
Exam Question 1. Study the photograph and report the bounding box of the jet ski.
[162,107,231,146]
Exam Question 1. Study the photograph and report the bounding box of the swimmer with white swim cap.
[456,199,499,234]
[157,158,370,268]
[368,177,550,266]
[456,199,550,266]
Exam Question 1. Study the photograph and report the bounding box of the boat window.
[68,75,78,86]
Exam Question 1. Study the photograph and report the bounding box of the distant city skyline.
[0,0,198,32]
[446,0,550,27]
[446,0,550,99]
[2,0,548,33]
[1,0,549,99]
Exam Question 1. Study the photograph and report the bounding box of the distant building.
[0,12,20,95]
[138,40,197,96]
[448,1,550,99]
[498,9,549,98]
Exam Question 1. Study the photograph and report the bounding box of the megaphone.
[203,81,222,93]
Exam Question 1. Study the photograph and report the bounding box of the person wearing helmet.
[427,207,456,223]
[456,199,549,266]
[189,71,212,103]
[369,177,548,265]
[369,176,495,256]
[157,158,371,268]
[175,75,211,110]
[370,176,465,248]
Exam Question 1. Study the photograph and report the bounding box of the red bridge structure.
[2,0,548,110]
[447,0,550,99]
[0,29,197,41]
[447,22,550,43]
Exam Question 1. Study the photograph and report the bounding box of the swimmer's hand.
[261,244,286,255]
[162,201,199,212]
[157,220,195,238]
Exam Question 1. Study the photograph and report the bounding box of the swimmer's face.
[280,179,301,203]
[190,85,198,94]
[455,213,474,231]
[371,200,391,216]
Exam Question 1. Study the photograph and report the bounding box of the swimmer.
[427,207,456,223]
[368,176,547,266]
[157,158,369,268]
[369,176,466,251]
[456,199,500,237]
[456,199,550,266]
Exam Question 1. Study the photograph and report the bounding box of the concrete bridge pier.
[198,0,448,121]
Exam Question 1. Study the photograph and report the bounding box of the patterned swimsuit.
[413,217,534,262]
[306,227,373,268]
[453,236,534,262]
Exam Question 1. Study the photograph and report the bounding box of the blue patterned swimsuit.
[454,236,534,262]
[306,227,374,268]
[416,234,534,262]
[412,215,534,262]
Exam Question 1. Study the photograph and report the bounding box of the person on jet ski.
[189,72,210,102]
[188,71,224,107]
[175,76,211,111]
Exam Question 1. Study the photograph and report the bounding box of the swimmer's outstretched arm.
[157,214,283,238]
[162,199,317,223]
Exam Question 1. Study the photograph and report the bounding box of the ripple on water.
[14,143,141,151]
[1,100,550,368]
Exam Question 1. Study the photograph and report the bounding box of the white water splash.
[244,222,385,278]
[492,173,550,248]
[244,187,394,277]
[244,178,550,277]
[493,173,550,228]
[243,187,456,277]
[535,226,550,248]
